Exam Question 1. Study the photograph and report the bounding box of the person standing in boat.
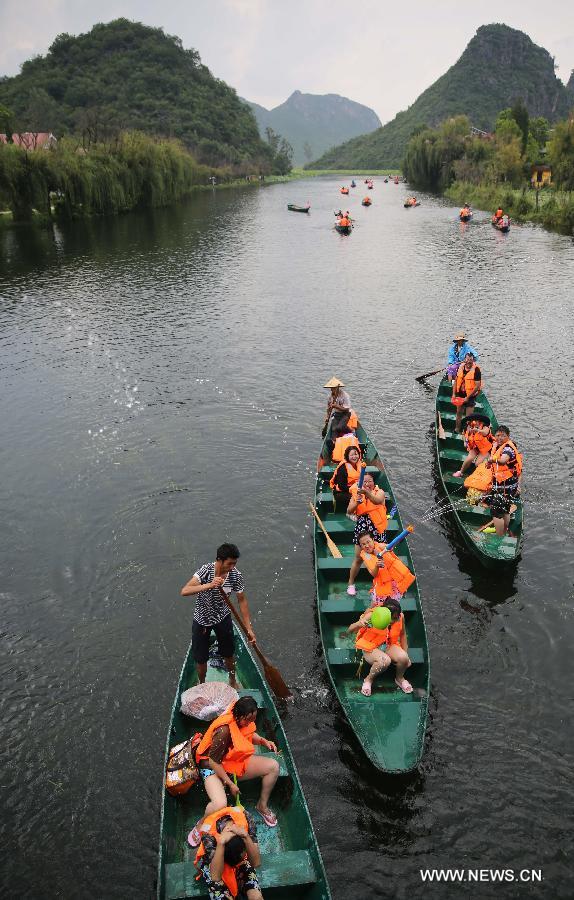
[194,806,263,900]
[451,351,482,433]
[447,331,479,380]
[483,426,523,536]
[188,695,280,847]
[181,543,256,689]
[348,597,413,696]
[346,473,388,596]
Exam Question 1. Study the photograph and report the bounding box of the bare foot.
[361,679,372,696]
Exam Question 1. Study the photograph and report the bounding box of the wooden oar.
[218,587,292,700]
[437,412,446,441]
[415,367,444,383]
[309,502,342,558]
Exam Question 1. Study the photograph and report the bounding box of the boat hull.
[335,224,352,234]
[157,628,331,899]
[434,378,523,566]
[312,421,430,773]
[288,204,310,213]
[459,214,472,222]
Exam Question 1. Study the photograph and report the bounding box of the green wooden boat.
[334,223,352,234]
[435,376,523,565]
[287,204,310,212]
[158,628,331,899]
[313,421,430,773]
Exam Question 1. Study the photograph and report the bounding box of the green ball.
[370,606,391,629]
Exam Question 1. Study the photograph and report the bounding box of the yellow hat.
[453,332,466,341]
[323,377,345,388]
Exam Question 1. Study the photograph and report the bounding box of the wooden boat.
[384,178,389,183]
[158,626,331,899]
[435,377,523,566]
[350,181,356,187]
[334,223,352,234]
[287,203,310,213]
[404,200,420,208]
[312,421,430,773]
[361,199,372,207]
[367,183,373,189]
[459,212,472,222]
[340,187,349,195]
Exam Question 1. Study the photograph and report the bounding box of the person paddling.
[493,206,503,222]
[188,695,280,848]
[451,351,482,433]
[483,425,523,536]
[453,413,493,479]
[447,331,479,380]
[181,544,256,689]
[348,597,412,696]
[346,473,388,595]
[322,377,352,435]
[194,805,263,900]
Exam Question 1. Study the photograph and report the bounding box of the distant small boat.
[394,177,399,184]
[361,198,372,206]
[350,180,356,187]
[492,216,510,232]
[340,187,349,195]
[459,211,472,222]
[384,178,389,183]
[335,223,352,234]
[287,203,310,213]
[404,199,420,208]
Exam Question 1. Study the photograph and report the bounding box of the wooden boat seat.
[327,647,425,666]
[165,849,316,898]
[438,448,466,462]
[237,689,264,706]
[316,490,391,505]
[320,593,418,614]
[318,554,410,570]
[319,464,379,475]
[321,517,401,536]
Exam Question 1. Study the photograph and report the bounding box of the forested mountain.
[245,91,381,165]
[310,24,573,169]
[0,18,272,169]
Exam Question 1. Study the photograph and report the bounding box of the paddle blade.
[326,535,343,558]
[262,659,292,699]
[437,412,446,441]
[415,367,444,383]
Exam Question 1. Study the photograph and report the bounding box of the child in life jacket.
[357,531,415,601]
[194,806,263,900]
[348,597,412,696]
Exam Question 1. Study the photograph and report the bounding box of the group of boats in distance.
[286,184,512,237]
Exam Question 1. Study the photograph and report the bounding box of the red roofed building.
[0,132,57,150]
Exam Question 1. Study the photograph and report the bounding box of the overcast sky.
[1,0,573,125]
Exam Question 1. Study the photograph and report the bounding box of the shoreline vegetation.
[0,146,401,226]
[402,108,574,235]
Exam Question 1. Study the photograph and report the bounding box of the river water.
[1,178,573,899]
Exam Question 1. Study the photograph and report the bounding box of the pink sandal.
[257,807,278,828]
[395,677,413,694]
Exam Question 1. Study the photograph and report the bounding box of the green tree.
[547,117,574,189]
[0,103,15,140]
[510,99,529,153]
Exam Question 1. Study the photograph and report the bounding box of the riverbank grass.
[445,181,574,235]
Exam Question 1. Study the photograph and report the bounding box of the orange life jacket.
[464,423,493,455]
[495,209,503,218]
[195,703,256,776]
[491,439,522,483]
[350,484,388,534]
[387,613,404,646]
[194,806,249,897]
[332,433,360,463]
[356,623,389,651]
[464,460,493,492]
[356,612,404,651]
[330,460,361,492]
[360,542,415,598]
[339,217,349,226]
[454,363,480,399]
[347,409,358,429]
